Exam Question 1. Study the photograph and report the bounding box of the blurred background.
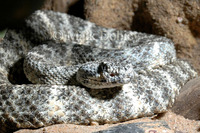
[0,0,45,30]
[0,0,82,39]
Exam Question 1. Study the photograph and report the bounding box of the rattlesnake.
[0,10,197,132]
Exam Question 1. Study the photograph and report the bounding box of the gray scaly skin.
[0,10,197,132]
[23,41,174,89]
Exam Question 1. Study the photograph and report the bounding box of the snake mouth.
[78,75,124,89]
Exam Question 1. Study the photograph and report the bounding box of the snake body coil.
[0,10,197,132]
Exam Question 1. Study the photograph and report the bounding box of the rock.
[94,121,172,133]
[41,0,80,13]
[84,0,135,30]
[137,0,199,62]
[171,77,200,120]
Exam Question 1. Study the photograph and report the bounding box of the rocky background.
[1,0,200,132]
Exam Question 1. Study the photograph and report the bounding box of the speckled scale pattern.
[23,42,174,86]
[0,10,197,132]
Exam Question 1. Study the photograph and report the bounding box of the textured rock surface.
[136,0,199,61]
[171,77,200,120]
[84,0,136,30]
[95,121,171,133]
[41,0,80,12]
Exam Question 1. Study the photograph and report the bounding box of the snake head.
[76,61,135,89]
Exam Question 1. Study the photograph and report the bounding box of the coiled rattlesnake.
[0,10,197,132]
